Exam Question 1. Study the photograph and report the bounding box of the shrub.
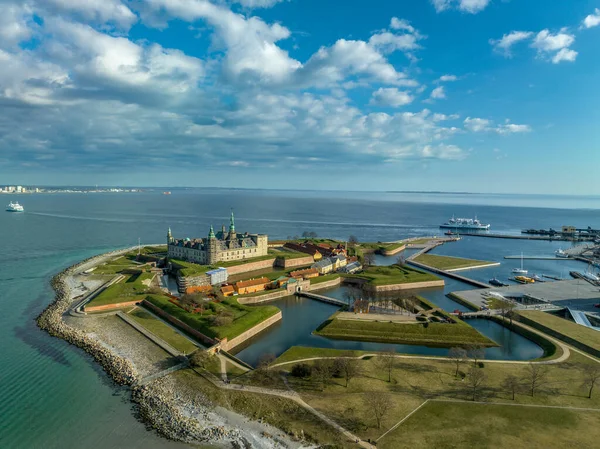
[291,363,312,378]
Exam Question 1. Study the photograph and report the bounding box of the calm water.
[1,190,599,448]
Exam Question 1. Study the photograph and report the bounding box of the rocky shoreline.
[36,249,299,448]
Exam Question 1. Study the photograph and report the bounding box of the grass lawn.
[145,294,280,340]
[414,254,496,270]
[93,256,142,275]
[173,369,355,447]
[345,264,440,286]
[314,312,496,347]
[518,310,600,351]
[378,401,600,449]
[275,346,372,364]
[310,273,341,284]
[86,272,155,307]
[272,350,600,444]
[128,308,198,354]
[407,238,436,245]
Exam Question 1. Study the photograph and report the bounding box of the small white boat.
[555,248,569,258]
[6,201,24,212]
[512,252,528,275]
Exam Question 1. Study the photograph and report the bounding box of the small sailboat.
[555,248,569,258]
[512,252,528,275]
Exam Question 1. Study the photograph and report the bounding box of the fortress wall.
[84,300,140,312]
[308,276,343,291]
[364,279,445,292]
[221,311,283,352]
[226,258,277,275]
[277,255,315,269]
[237,290,291,304]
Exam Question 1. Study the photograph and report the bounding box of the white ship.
[440,216,490,230]
[6,201,24,212]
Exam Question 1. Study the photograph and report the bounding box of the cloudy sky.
[1,0,599,193]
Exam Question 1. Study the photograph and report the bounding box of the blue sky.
[1,0,599,194]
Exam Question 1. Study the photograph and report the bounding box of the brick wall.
[308,276,343,291]
[276,255,314,269]
[364,279,445,292]
[237,289,290,304]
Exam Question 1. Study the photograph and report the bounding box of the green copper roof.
[229,209,235,232]
[208,225,215,239]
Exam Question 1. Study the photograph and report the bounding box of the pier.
[504,256,571,260]
[297,291,347,307]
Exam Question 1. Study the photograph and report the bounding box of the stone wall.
[276,255,314,269]
[221,311,283,352]
[237,289,290,304]
[364,279,445,292]
[308,276,343,291]
[381,244,406,256]
[226,258,277,275]
[142,300,217,347]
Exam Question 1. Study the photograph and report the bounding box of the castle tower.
[167,227,173,244]
[228,210,236,240]
[207,225,218,264]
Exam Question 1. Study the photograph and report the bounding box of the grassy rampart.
[345,264,440,286]
[145,294,280,341]
[414,254,496,270]
[86,272,154,307]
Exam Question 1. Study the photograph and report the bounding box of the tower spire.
[208,225,215,239]
[229,209,235,233]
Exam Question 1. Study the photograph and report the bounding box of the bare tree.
[396,254,406,267]
[363,392,394,429]
[255,353,277,381]
[363,252,375,268]
[525,363,547,397]
[448,347,467,377]
[375,349,396,382]
[333,357,362,387]
[467,345,486,367]
[501,374,521,400]
[311,360,332,391]
[348,235,359,246]
[495,299,517,326]
[467,366,487,401]
[581,364,600,399]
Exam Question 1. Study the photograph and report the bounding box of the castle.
[167,211,268,265]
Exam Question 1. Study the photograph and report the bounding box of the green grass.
[145,294,280,340]
[86,272,155,307]
[275,346,371,364]
[379,401,600,449]
[128,308,198,353]
[310,273,341,284]
[414,254,496,270]
[407,238,436,245]
[93,256,142,275]
[314,312,496,347]
[345,264,440,286]
[518,310,600,351]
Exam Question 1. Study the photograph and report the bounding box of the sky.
[0,0,599,194]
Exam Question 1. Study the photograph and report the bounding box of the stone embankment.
[36,252,139,386]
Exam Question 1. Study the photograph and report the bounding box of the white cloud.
[465,117,531,134]
[464,117,491,132]
[431,0,490,14]
[489,31,533,57]
[551,48,577,64]
[421,144,466,160]
[44,0,137,30]
[370,88,414,107]
[0,3,34,49]
[438,74,458,82]
[582,8,600,29]
[430,86,446,99]
[531,29,577,63]
[390,17,415,33]
[433,113,459,121]
[234,0,286,9]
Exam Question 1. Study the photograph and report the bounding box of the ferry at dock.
[439,216,490,230]
[6,201,24,212]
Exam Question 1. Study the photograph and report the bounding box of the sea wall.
[381,244,406,256]
[36,250,140,386]
[364,279,445,293]
[221,311,283,352]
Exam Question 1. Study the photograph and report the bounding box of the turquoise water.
[1,191,598,447]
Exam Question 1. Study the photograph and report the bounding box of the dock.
[297,291,347,307]
[504,256,571,260]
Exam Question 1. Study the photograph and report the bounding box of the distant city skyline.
[1,1,599,194]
